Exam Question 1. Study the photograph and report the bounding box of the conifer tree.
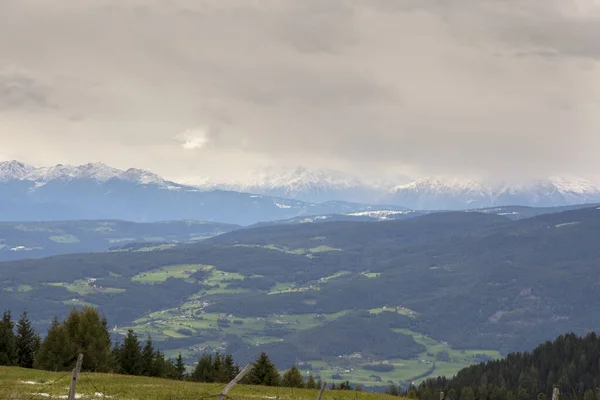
[15,311,40,368]
[191,353,214,382]
[247,352,280,386]
[175,353,186,380]
[63,307,113,372]
[282,364,304,388]
[223,354,238,382]
[35,316,75,371]
[141,336,156,376]
[117,329,142,375]
[0,310,17,366]
[306,374,317,389]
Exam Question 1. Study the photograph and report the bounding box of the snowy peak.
[0,161,173,188]
[119,168,167,186]
[239,166,364,191]
[209,165,376,203]
[31,162,123,183]
[0,160,37,181]
[388,177,600,209]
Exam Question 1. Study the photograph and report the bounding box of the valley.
[2,207,600,388]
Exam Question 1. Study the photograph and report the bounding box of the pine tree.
[584,390,595,400]
[306,374,317,389]
[247,352,280,386]
[141,336,156,376]
[223,353,238,382]
[0,310,17,366]
[282,364,304,388]
[35,316,75,371]
[191,353,214,382]
[213,352,227,383]
[460,387,476,400]
[175,353,186,380]
[387,384,399,396]
[152,350,171,378]
[15,311,40,368]
[117,329,142,375]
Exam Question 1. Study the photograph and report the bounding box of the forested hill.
[417,332,600,400]
[1,207,600,384]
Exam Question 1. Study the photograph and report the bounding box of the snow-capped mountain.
[198,165,600,209]
[387,177,600,209]
[0,161,403,224]
[0,160,174,188]
[208,166,381,204]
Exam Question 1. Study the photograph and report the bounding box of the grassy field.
[0,367,404,400]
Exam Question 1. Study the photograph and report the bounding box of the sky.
[0,0,599,184]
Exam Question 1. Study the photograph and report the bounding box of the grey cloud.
[0,71,53,111]
[0,0,598,183]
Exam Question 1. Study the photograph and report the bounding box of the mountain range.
[207,166,600,208]
[0,161,405,225]
[2,160,600,224]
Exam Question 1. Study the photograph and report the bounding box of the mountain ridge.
[3,160,600,214]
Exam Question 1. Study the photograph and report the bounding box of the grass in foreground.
[0,367,404,400]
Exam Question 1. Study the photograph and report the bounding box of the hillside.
[1,208,600,386]
[0,366,397,400]
[417,332,600,400]
[0,220,239,262]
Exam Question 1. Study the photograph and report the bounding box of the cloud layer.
[0,0,598,183]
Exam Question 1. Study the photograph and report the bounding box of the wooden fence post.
[219,364,254,400]
[68,353,84,400]
[316,381,327,400]
[552,387,560,400]
[440,392,445,400]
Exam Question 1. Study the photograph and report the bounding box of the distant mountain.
[207,166,385,204]
[386,177,600,209]
[0,161,405,225]
[196,165,600,209]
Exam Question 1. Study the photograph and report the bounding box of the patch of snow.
[346,210,412,220]
[274,202,292,209]
[20,380,40,385]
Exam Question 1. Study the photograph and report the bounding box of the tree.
[117,329,142,375]
[191,353,214,382]
[0,310,17,366]
[282,364,304,388]
[387,384,400,396]
[141,336,156,376]
[247,352,280,386]
[35,317,75,371]
[460,387,476,400]
[63,307,113,372]
[15,311,40,368]
[222,354,239,382]
[306,374,317,389]
[175,353,186,380]
[584,390,595,400]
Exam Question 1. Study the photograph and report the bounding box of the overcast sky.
[0,0,598,184]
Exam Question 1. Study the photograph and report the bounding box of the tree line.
[0,307,324,389]
[416,332,600,400]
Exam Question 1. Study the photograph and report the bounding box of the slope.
[0,220,239,262]
[1,208,599,386]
